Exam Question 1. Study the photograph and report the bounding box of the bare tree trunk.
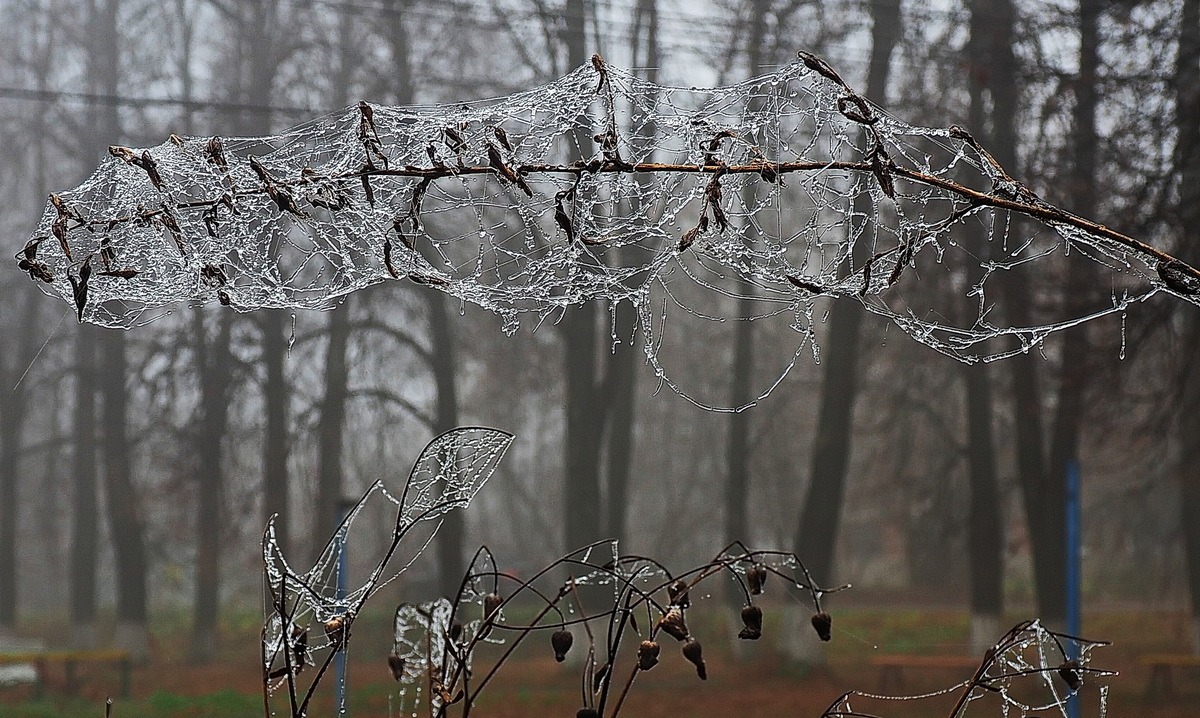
[83,0,149,659]
[261,309,290,555]
[190,310,232,663]
[787,0,899,663]
[243,0,292,631]
[314,7,358,561]
[379,0,465,597]
[316,304,350,556]
[1042,0,1100,632]
[970,0,1067,626]
[793,0,900,594]
[561,0,605,555]
[603,0,657,547]
[0,288,40,633]
[168,0,232,665]
[603,298,637,546]
[962,0,1005,656]
[69,326,100,646]
[725,0,769,605]
[1173,0,1200,654]
[427,293,463,598]
[100,329,149,660]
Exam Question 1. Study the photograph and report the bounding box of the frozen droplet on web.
[1119,311,1127,360]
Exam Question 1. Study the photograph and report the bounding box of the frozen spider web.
[824,620,1113,718]
[19,52,1200,377]
[260,426,511,714]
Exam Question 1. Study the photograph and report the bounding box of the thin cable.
[0,86,318,116]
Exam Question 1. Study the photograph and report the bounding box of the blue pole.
[1065,458,1081,718]
[334,500,353,716]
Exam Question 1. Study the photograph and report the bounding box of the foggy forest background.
[1,0,1199,667]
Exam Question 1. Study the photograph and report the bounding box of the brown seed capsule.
[746,564,767,595]
[450,621,463,641]
[1057,659,1081,691]
[682,638,707,680]
[577,709,599,718]
[667,580,691,608]
[483,592,503,622]
[811,611,832,642]
[551,629,573,662]
[324,615,347,648]
[637,640,660,670]
[656,606,689,642]
[387,652,406,681]
[739,604,763,640]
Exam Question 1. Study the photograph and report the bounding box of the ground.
[0,608,1196,718]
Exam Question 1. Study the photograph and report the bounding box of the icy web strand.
[824,620,1114,718]
[260,427,511,716]
[20,52,1200,373]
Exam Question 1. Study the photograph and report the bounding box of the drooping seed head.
[637,640,661,670]
[811,611,832,642]
[551,629,574,662]
[682,638,707,680]
[656,606,689,642]
[1057,659,1082,691]
[323,615,348,648]
[667,579,691,608]
[483,592,503,622]
[739,604,763,640]
[746,564,767,595]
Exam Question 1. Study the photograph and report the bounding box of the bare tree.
[1173,0,1200,653]
[961,0,1005,656]
[792,0,902,624]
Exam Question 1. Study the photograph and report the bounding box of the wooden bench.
[870,654,982,692]
[1139,653,1200,697]
[0,650,131,698]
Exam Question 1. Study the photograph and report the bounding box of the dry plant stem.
[463,585,566,702]
[595,588,638,716]
[266,498,479,718]
[259,627,274,718]
[65,158,1200,284]
[567,577,602,712]
[261,576,300,718]
[946,622,1032,718]
[602,591,643,718]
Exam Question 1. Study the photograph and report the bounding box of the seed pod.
[483,592,503,622]
[656,606,689,642]
[811,611,832,642]
[577,709,599,718]
[682,639,707,680]
[387,652,406,681]
[551,629,573,662]
[738,604,763,640]
[450,621,463,641]
[746,564,767,595]
[1057,659,1082,691]
[637,640,660,670]
[667,580,691,608]
[324,615,347,648]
